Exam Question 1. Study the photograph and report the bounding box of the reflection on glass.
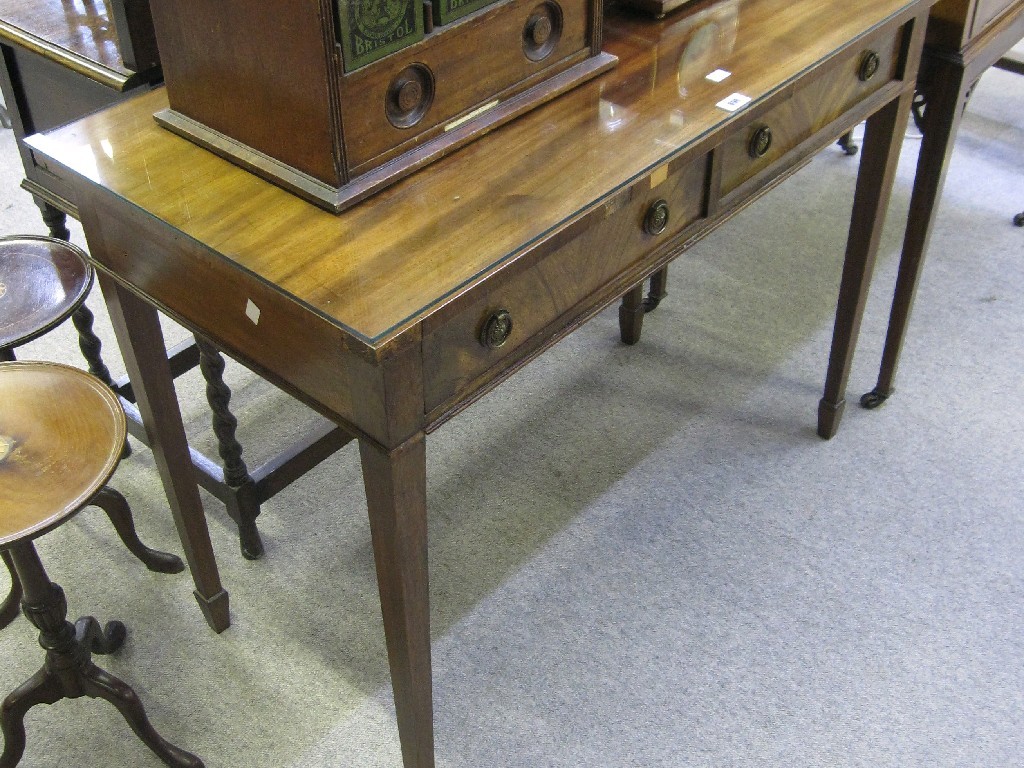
[58,0,118,63]
[602,0,740,126]
[599,96,634,133]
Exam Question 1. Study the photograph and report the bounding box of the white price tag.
[245,299,261,325]
[706,69,731,83]
[716,93,752,112]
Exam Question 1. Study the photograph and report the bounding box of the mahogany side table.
[863,0,1024,407]
[27,0,935,764]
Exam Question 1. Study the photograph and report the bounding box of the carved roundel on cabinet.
[386,63,435,129]
[523,2,563,62]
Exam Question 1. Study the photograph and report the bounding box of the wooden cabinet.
[149,0,615,212]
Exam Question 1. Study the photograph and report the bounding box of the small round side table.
[0,361,203,767]
[0,235,94,362]
[0,236,173,633]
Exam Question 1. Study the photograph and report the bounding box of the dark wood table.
[27,0,934,764]
[0,0,160,232]
[862,0,1024,407]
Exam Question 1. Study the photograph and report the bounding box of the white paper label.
[245,299,261,325]
[716,93,752,112]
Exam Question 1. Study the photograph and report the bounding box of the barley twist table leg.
[195,336,264,559]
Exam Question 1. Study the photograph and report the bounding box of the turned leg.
[0,550,21,631]
[71,303,116,389]
[618,267,669,345]
[360,435,434,768]
[644,267,669,312]
[71,305,131,460]
[35,200,121,445]
[0,542,204,768]
[194,335,264,560]
[89,487,185,574]
[619,284,646,345]
[36,201,70,241]
[818,90,913,439]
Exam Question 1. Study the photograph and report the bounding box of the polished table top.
[29,0,924,351]
[0,0,138,85]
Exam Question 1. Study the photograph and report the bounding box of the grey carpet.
[0,63,1021,767]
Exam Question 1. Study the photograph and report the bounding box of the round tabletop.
[0,235,93,351]
[0,361,126,547]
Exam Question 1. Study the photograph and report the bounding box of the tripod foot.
[75,616,126,655]
[80,664,205,768]
[0,667,63,767]
[3,544,203,767]
[90,488,185,574]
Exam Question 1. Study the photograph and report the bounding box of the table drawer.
[719,21,907,199]
[423,154,708,412]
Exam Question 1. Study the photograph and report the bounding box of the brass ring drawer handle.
[643,199,670,236]
[859,50,880,82]
[480,309,513,349]
[749,125,773,159]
